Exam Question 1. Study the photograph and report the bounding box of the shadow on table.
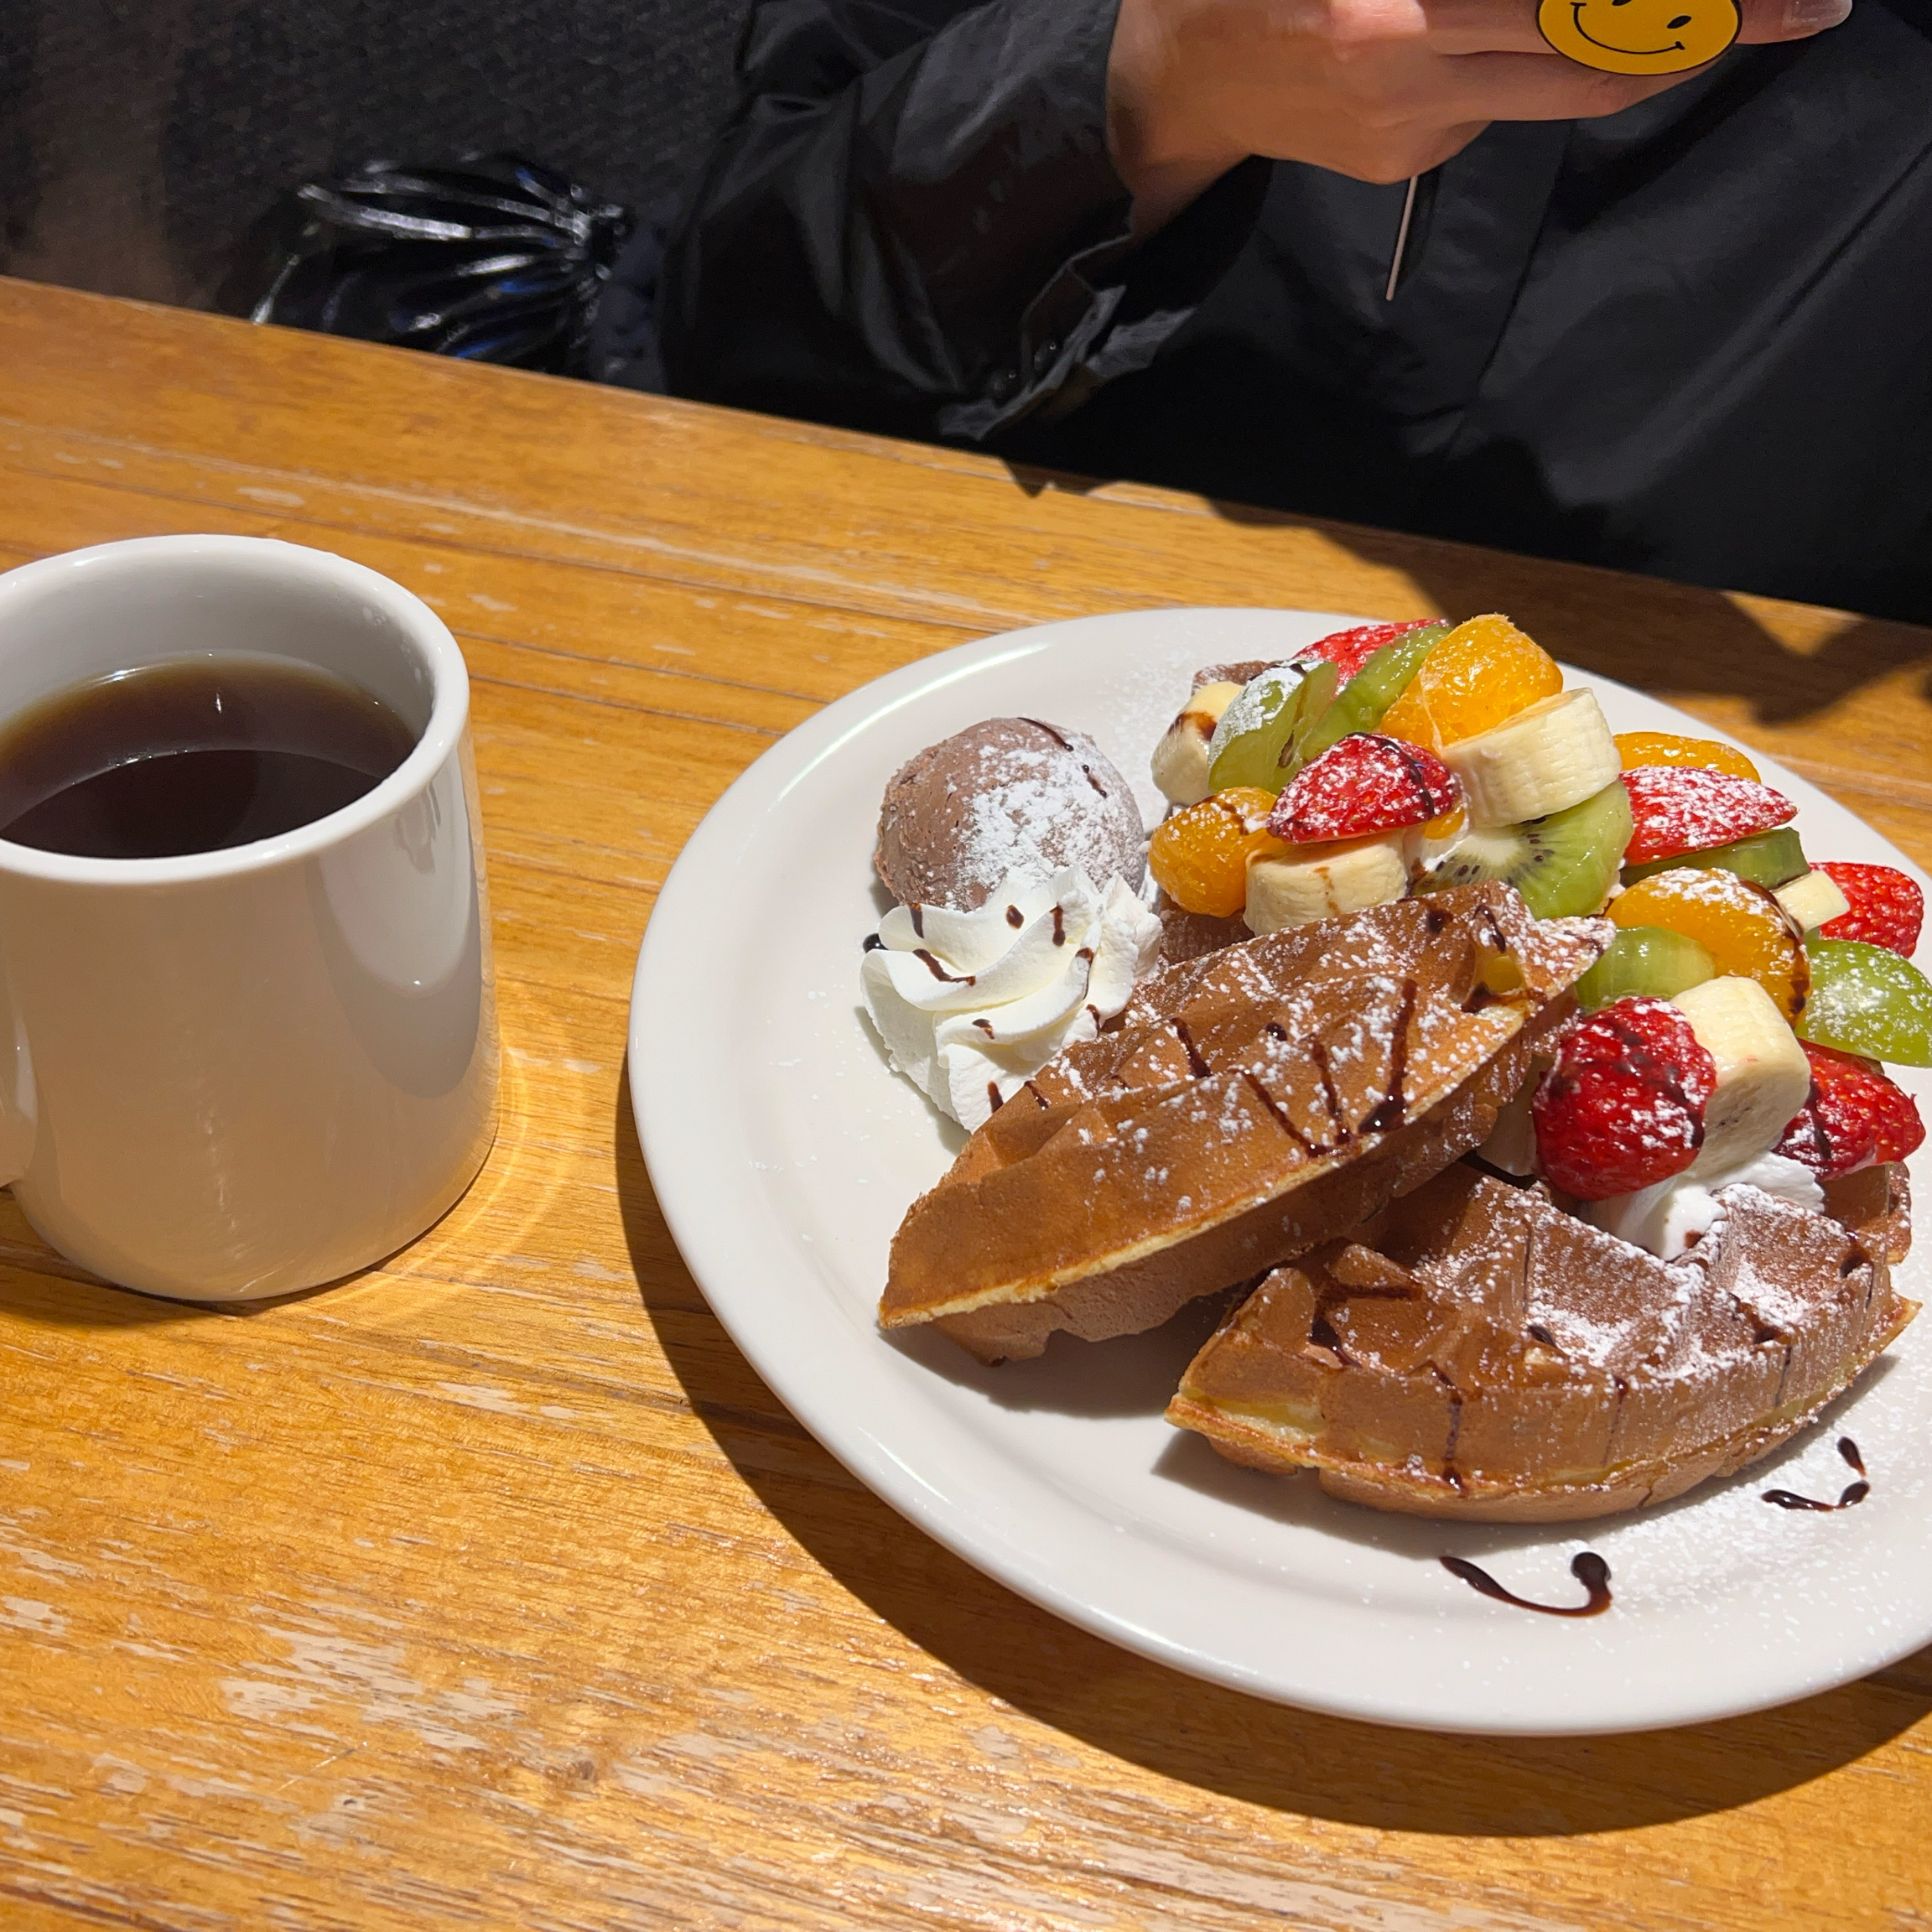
[1289,512,1932,727]
[1005,465,1932,727]
[614,1072,1932,1839]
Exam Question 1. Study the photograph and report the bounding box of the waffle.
[880,884,1611,1362]
[1167,1161,1916,1521]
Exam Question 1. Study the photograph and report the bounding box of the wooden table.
[3,274,1931,1932]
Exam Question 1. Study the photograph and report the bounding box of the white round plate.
[630,608,1932,1735]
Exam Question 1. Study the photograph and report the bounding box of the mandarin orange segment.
[1613,731,1760,783]
[1377,613,1562,750]
[1609,868,1809,1021]
[1148,787,1288,917]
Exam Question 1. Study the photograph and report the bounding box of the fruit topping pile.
[1147,613,1929,1238]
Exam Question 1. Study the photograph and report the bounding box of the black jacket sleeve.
[662,0,1269,443]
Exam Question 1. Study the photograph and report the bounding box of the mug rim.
[0,535,470,885]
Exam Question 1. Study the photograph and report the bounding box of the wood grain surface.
[3,276,1930,1932]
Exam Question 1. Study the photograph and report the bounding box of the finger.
[1420,0,1849,55]
[1736,0,1851,41]
[1417,0,1570,54]
[1426,48,1702,116]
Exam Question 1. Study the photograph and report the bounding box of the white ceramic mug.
[0,536,499,1301]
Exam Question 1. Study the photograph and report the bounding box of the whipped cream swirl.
[861,867,1161,1130]
[1591,1151,1825,1260]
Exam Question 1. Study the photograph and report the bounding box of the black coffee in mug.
[0,655,418,859]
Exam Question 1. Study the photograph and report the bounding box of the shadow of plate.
[616,1064,1932,1836]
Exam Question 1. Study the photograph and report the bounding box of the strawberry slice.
[1775,1042,1924,1176]
[1267,732,1460,844]
[1532,997,1718,1200]
[1620,766,1797,865]
[1291,620,1441,687]
[1817,861,1924,958]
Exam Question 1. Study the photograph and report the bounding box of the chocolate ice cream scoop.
[875,717,1145,911]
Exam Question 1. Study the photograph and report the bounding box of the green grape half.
[1799,939,1932,1066]
[1205,658,1341,794]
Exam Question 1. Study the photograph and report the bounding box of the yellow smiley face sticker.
[1537,0,1740,73]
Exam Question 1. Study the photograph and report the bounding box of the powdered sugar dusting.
[959,756,1101,891]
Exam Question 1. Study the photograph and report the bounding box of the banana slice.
[1244,835,1407,933]
[1774,868,1851,935]
[1673,975,1812,1173]
[1150,682,1242,806]
[1441,688,1620,828]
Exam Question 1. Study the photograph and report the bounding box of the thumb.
[1737,0,1852,42]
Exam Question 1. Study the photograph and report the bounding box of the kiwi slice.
[1623,825,1806,890]
[1206,657,1341,793]
[1298,621,1453,764]
[1575,927,1716,1010]
[1415,778,1634,921]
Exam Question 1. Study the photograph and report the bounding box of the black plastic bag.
[248,153,632,377]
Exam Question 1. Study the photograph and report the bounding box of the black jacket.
[663,0,1932,622]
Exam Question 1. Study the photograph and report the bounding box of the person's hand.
[1108,0,1852,227]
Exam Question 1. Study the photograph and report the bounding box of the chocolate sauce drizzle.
[1436,1375,1467,1495]
[1358,981,1415,1135]
[1242,1068,1312,1156]
[1172,1018,1211,1079]
[913,948,974,984]
[1308,1036,1347,1149]
[1390,737,1457,818]
[861,932,884,952]
[1763,1436,1870,1513]
[1441,1551,1613,1618]
[1441,1441,1870,1618]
